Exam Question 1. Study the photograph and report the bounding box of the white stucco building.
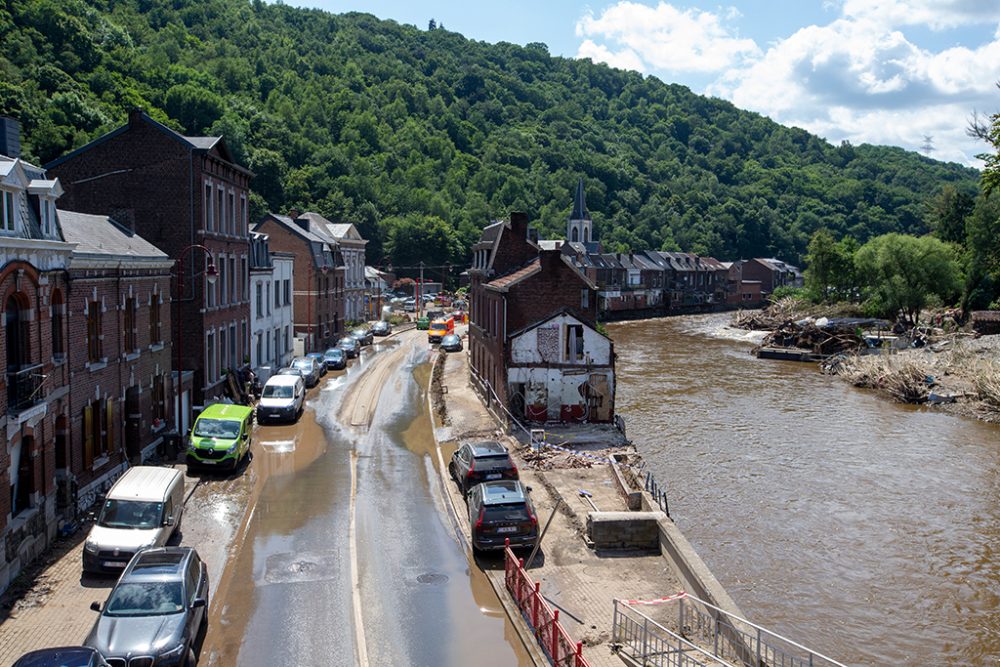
[249,232,294,378]
[325,223,367,322]
[507,310,615,423]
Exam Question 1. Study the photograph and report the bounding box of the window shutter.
[84,405,94,468]
[106,398,116,453]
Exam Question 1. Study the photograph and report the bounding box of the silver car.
[290,356,322,388]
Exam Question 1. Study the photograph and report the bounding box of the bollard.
[575,642,583,667]
[552,609,560,663]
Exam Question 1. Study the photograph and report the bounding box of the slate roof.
[485,259,541,291]
[255,212,343,270]
[58,210,168,260]
[570,178,590,220]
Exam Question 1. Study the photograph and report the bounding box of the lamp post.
[173,244,218,431]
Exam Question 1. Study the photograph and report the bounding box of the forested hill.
[0,0,980,267]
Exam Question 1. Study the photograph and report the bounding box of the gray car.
[85,547,208,667]
[350,327,374,346]
[290,356,322,387]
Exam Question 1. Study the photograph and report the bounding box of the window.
[581,289,589,309]
[124,298,137,352]
[284,326,290,353]
[204,182,213,231]
[240,194,248,237]
[220,258,228,306]
[565,324,584,362]
[241,257,248,300]
[83,397,114,467]
[230,323,237,369]
[87,300,102,362]
[206,257,216,308]
[256,334,263,364]
[241,321,246,365]
[229,257,236,304]
[2,190,15,231]
[149,295,161,344]
[152,374,166,423]
[51,289,64,358]
[41,199,51,235]
[256,283,263,317]
[217,186,225,234]
[284,279,290,305]
[265,330,271,362]
[228,192,235,234]
[266,282,271,315]
[206,331,216,384]
[274,280,280,309]
[219,328,227,375]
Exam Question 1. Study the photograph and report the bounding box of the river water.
[608,314,1000,666]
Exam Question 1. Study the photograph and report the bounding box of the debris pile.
[836,356,931,403]
[974,361,1000,408]
[733,297,804,330]
[754,318,868,356]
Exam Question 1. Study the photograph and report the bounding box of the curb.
[425,348,550,667]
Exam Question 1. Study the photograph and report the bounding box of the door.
[181,391,191,433]
[124,386,141,461]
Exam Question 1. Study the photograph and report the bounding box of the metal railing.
[505,541,593,667]
[644,470,670,518]
[613,594,849,667]
[7,363,46,412]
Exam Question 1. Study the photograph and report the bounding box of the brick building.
[46,110,252,413]
[468,212,615,425]
[59,209,173,487]
[0,139,74,591]
[741,257,804,296]
[254,211,344,353]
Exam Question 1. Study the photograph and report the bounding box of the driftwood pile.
[755,320,867,356]
[733,297,804,330]
[836,356,931,403]
[974,361,1000,408]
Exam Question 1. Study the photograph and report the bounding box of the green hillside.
[0,0,980,268]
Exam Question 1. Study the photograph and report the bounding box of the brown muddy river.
[609,313,1000,666]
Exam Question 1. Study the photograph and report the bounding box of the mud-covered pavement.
[199,329,530,666]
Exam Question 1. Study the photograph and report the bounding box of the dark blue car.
[12,647,110,667]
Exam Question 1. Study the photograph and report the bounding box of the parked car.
[12,647,110,667]
[441,333,463,352]
[85,547,209,667]
[186,404,255,472]
[467,480,539,553]
[416,315,430,330]
[83,467,185,574]
[338,336,361,358]
[275,366,304,380]
[306,352,328,376]
[351,327,374,346]
[291,356,322,387]
[256,374,305,423]
[371,320,391,336]
[403,299,416,312]
[323,347,347,370]
[449,440,518,497]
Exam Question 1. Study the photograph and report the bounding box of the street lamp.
[173,244,217,433]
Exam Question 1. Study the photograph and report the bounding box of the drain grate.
[416,572,449,585]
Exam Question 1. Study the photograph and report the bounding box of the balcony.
[7,364,46,413]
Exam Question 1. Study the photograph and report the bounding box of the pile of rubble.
[754,318,870,356]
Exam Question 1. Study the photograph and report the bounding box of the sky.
[298,0,1000,167]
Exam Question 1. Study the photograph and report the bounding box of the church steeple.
[567,178,592,244]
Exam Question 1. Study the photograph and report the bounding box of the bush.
[769,286,810,303]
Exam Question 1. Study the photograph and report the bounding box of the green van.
[186,403,254,471]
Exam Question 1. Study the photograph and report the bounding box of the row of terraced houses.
[0,111,369,591]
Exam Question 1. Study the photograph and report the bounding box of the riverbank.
[428,327,750,666]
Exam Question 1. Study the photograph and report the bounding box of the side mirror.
[526,486,533,493]
[90,601,102,612]
[191,597,207,609]
[165,515,175,527]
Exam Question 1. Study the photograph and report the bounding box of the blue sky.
[297,1,1000,166]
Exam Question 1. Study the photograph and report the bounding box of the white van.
[256,373,305,423]
[82,466,185,574]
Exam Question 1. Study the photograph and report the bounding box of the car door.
[240,415,251,458]
[453,444,469,478]
[186,554,206,636]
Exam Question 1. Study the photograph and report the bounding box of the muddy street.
[199,330,527,666]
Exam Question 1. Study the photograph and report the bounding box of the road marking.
[349,448,370,667]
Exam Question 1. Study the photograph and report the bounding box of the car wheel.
[448,462,456,481]
[186,646,197,666]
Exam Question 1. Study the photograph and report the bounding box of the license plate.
[103,561,126,568]
[497,526,517,534]
[486,473,502,480]
[200,458,216,464]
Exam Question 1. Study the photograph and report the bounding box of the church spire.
[570,178,590,221]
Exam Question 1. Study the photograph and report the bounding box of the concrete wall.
[509,313,611,366]
[587,511,661,550]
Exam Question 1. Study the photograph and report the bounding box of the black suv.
[468,480,539,552]
[449,440,518,496]
[85,547,209,667]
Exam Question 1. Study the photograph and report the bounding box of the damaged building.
[468,210,615,425]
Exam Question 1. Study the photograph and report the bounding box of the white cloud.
[575,1,1000,164]
[575,2,759,74]
[840,0,1000,30]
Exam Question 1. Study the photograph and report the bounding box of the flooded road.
[202,332,528,666]
[608,314,1000,666]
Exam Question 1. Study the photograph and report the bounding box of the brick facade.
[47,110,252,410]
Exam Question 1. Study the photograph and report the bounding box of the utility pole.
[418,260,424,320]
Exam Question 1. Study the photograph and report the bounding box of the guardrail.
[613,593,849,667]
[504,541,593,667]
[644,469,670,518]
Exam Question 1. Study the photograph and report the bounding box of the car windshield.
[104,581,184,617]
[262,385,293,398]
[338,338,355,347]
[292,359,312,369]
[483,504,530,522]
[98,499,164,530]
[352,329,367,336]
[325,350,343,358]
[193,418,241,439]
[443,335,459,343]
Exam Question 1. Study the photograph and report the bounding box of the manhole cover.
[417,572,449,585]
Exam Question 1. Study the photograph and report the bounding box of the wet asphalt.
[200,334,524,666]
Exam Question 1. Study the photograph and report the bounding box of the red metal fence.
[504,540,593,667]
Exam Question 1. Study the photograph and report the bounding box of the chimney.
[510,211,529,239]
[0,116,21,159]
[288,208,301,221]
[128,108,144,126]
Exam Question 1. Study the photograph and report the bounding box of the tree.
[804,229,857,302]
[927,185,974,245]
[382,214,462,279]
[854,233,962,325]
[962,191,1000,312]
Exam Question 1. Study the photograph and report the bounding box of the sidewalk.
[430,334,685,667]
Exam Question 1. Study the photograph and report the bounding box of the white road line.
[349,449,370,667]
